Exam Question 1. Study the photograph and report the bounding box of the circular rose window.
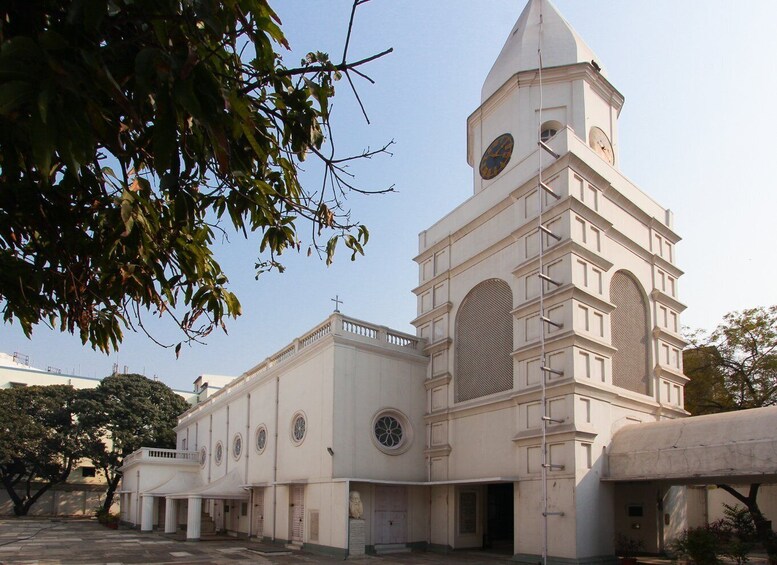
[374,415,403,448]
[291,412,306,445]
[232,433,242,460]
[199,446,207,467]
[255,425,267,453]
[371,409,413,455]
[214,441,223,465]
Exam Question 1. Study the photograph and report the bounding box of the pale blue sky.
[3,1,776,391]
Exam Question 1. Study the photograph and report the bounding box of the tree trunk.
[102,473,122,513]
[717,483,777,563]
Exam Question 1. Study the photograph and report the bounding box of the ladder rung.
[540,366,564,376]
[540,316,563,329]
[538,141,560,159]
[543,511,565,516]
[539,224,561,241]
[538,273,562,286]
[541,416,564,423]
[539,181,561,200]
[542,463,565,470]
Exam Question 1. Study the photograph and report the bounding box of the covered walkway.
[605,406,777,484]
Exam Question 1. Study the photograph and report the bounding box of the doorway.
[374,486,408,545]
[486,483,514,552]
[290,486,304,542]
[253,489,264,539]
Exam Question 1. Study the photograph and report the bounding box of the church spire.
[481,0,605,102]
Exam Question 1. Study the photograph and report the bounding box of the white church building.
[119,1,777,562]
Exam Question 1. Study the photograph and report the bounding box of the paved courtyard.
[0,518,517,565]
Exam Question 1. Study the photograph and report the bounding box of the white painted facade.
[119,1,777,562]
[120,315,428,555]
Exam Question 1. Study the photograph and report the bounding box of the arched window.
[610,271,650,395]
[540,120,563,143]
[455,279,514,402]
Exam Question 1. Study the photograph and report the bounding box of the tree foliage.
[0,0,392,353]
[684,306,777,414]
[77,373,189,512]
[684,306,777,562]
[0,384,88,516]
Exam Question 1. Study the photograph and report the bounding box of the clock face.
[589,126,614,165]
[479,133,514,180]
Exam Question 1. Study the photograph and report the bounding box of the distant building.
[0,352,233,516]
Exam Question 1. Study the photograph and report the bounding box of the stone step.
[285,541,303,550]
[374,543,411,555]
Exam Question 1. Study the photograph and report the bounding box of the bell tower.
[468,0,624,194]
[415,0,687,561]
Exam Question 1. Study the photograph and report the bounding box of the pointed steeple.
[481,0,605,102]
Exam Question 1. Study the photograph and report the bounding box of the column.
[164,498,178,534]
[186,496,202,541]
[140,495,154,532]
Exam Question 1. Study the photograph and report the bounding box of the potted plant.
[615,533,643,565]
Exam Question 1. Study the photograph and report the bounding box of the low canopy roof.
[605,406,777,484]
[169,469,248,500]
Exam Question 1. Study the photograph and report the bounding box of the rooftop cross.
[331,295,343,313]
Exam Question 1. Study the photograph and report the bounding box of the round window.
[214,441,223,465]
[291,412,306,445]
[371,409,412,455]
[374,415,403,448]
[255,425,268,453]
[232,433,242,460]
[199,446,207,467]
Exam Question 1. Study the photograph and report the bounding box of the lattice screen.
[455,279,514,401]
[610,271,650,394]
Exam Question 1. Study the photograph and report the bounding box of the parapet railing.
[178,314,424,423]
[122,447,200,467]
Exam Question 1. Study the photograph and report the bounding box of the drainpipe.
[272,375,279,541]
[345,480,350,560]
[246,393,251,538]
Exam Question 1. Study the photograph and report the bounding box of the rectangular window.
[525,271,540,300]
[587,185,599,210]
[593,312,604,337]
[594,357,605,382]
[422,259,433,282]
[653,234,663,256]
[580,398,592,423]
[433,283,446,308]
[525,230,540,258]
[578,351,591,379]
[241,502,248,516]
[659,306,668,328]
[589,226,601,251]
[665,242,673,262]
[525,190,539,219]
[575,217,587,244]
[668,277,676,297]
[576,260,588,288]
[583,443,593,469]
[459,492,477,534]
[526,314,540,341]
[577,305,590,332]
[674,385,682,406]
[657,270,666,292]
[81,466,96,478]
[592,268,603,294]
[662,343,670,365]
[663,381,671,402]
[670,311,678,333]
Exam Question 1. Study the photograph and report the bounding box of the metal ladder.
[536,7,565,564]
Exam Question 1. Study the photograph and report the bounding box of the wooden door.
[253,489,264,538]
[230,501,240,532]
[214,500,224,531]
[374,486,407,544]
[290,486,304,542]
